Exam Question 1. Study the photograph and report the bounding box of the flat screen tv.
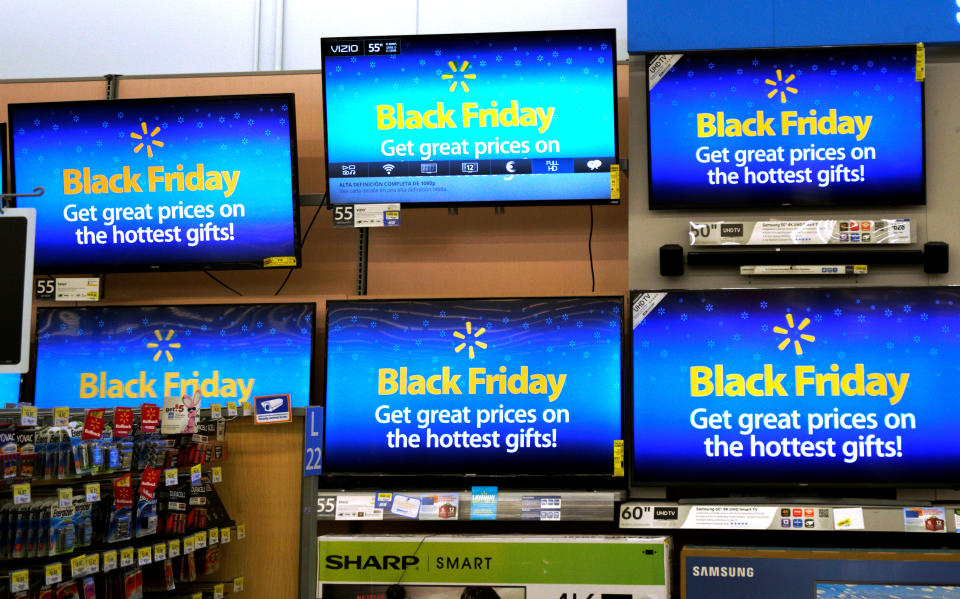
[323,297,623,476]
[632,287,959,486]
[32,303,314,408]
[321,29,619,206]
[8,94,300,272]
[646,45,925,209]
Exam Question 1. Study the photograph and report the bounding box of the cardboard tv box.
[318,535,671,599]
[683,546,960,599]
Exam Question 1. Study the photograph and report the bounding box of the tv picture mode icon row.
[329,158,616,178]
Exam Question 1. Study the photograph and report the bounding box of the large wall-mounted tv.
[8,94,300,272]
[321,29,619,206]
[632,287,959,486]
[646,45,925,209]
[33,303,314,408]
[323,297,623,476]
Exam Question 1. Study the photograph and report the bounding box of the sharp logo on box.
[720,223,744,237]
[654,507,678,520]
[691,565,755,578]
[324,554,419,570]
[329,43,360,54]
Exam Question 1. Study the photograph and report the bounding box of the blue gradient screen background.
[648,46,924,207]
[324,298,622,475]
[322,30,617,204]
[9,95,298,270]
[34,303,314,408]
[0,374,20,404]
[633,287,960,485]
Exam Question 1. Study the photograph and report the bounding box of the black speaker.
[659,244,684,276]
[924,241,949,274]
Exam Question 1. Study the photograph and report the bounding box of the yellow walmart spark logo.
[773,313,815,356]
[130,121,164,157]
[453,321,487,359]
[441,60,476,93]
[146,329,181,362]
[765,69,798,104]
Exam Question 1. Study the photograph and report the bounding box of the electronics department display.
[8,94,300,272]
[647,45,924,209]
[632,287,960,485]
[33,303,315,409]
[323,297,623,475]
[322,29,619,206]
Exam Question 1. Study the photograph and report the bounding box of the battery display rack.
[0,407,248,599]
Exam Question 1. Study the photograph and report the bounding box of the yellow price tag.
[211,465,223,483]
[264,256,297,267]
[165,467,179,486]
[54,406,70,426]
[10,569,28,592]
[168,538,181,557]
[208,527,219,544]
[120,547,135,567]
[102,550,117,572]
[195,531,207,548]
[85,553,99,574]
[237,523,246,539]
[12,483,30,505]
[45,562,63,585]
[610,164,621,200]
[153,542,166,561]
[190,463,202,484]
[192,594,203,599]
[613,439,625,477]
[916,42,925,82]
[220,526,231,543]
[20,405,37,426]
[233,576,245,592]
[226,401,238,417]
[70,554,87,577]
[58,487,73,507]
[210,403,222,420]
[184,534,195,554]
[85,482,101,502]
[137,546,152,565]
[214,583,225,599]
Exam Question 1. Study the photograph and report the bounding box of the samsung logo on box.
[691,565,755,578]
[653,507,678,520]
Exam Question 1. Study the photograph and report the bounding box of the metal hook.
[0,187,44,215]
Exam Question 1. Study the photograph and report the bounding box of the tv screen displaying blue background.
[8,94,299,272]
[632,287,960,485]
[647,45,924,208]
[322,29,618,206]
[0,374,20,405]
[1,123,6,194]
[34,303,314,408]
[324,297,623,475]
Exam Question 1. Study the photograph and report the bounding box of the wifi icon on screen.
[383,163,396,174]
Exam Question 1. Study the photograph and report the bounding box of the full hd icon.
[421,162,438,174]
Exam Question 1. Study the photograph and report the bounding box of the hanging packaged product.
[16,429,36,479]
[1,427,19,479]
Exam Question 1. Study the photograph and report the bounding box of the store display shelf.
[618,500,960,533]
[316,490,626,522]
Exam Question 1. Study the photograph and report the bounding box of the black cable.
[588,204,596,292]
[204,270,242,296]
[275,201,323,296]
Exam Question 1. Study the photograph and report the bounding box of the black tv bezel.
[0,122,7,195]
[644,44,927,211]
[7,93,302,274]
[320,29,621,208]
[628,286,960,490]
[320,295,627,481]
[28,301,317,409]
